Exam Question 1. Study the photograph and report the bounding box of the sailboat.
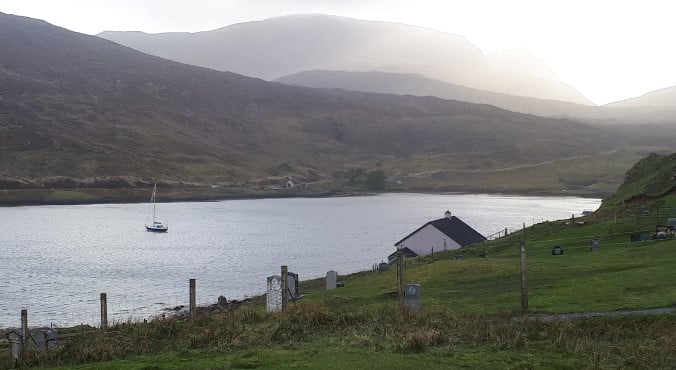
[145,184,168,232]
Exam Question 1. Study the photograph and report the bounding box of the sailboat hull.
[146,225,168,232]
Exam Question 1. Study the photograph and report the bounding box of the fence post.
[189,279,196,320]
[100,293,108,329]
[396,252,404,305]
[520,242,528,313]
[281,265,288,311]
[21,309,28,346]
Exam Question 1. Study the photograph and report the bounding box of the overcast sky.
[3,0,675,105]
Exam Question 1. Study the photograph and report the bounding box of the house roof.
[394,216,486,247]
[388,247,418,259]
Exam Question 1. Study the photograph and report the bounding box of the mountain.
[277,70,676,125]
[605,85,676,108]
[276,70,601,119]
[0,12,627,193]
[97,14,592,105]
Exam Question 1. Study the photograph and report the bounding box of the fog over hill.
[277,69,676,125]
[276,70,600,120]
[605,85,676,108]
[1,11,631,191]
[97,14,592,105]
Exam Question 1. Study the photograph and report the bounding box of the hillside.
[277,69,602,120]
[0,12,639,197]
[600,152,676,210]
[97,14,592,104]
[277,70,676,125]
[605,85,676,108]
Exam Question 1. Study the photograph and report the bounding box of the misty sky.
[3,0,675,105]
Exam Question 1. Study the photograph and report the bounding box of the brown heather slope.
[0,12,633,191]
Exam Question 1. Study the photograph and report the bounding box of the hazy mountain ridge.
[276,69,676,124]
[605,85,676,108]
[276,70,601,119]
[97,13,592,105]
[0,12,630,191]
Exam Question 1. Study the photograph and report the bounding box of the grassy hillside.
[3,154,676,369]
[601,152,676,207]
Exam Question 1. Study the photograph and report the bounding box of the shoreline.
[0,187,605,207]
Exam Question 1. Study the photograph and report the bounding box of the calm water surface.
[0,193,600,327]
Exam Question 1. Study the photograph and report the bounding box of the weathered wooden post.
[396,252,404,305]
[100,293,108,329]
[189,279,196,320]
[21,309,28,346]
[281,265,288,311]
[520,242,528,313]
[520,223,528,312]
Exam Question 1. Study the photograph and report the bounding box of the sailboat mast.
[152,184,157,223]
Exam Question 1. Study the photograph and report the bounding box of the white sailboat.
[145,184,168,232]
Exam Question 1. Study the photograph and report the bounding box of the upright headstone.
[33,328,59,350]
[266,275,283,313]
[287,272,299,298]
[403,284,422,312]
[7,332,22,362]
[378,262,389,272]
[326,270,338,290]
[591,238,601,251]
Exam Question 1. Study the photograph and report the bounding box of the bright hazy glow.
[3,0,676,105]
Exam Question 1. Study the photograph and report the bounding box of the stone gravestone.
[403,284,422,312]
[326,270,338,290]
[378,262,389,272]
[287,272,300,299]
[33,328,59,350]
[591,238,601,251]
[266,275,282,313]
[6,332,22,362]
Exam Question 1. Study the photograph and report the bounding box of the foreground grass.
[13,307,675,370]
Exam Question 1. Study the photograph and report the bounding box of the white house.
[393,211,485,259]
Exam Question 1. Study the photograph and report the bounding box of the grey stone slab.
[326,270,338,290]
[266,275,282,313]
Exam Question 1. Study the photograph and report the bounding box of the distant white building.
[285,179,295,188]
[392,211,486,259]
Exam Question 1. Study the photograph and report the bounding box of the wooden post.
[520,242,528,313]
[100,293,108,329]
[281,266,288,311]
[396,252,404,305]
[189,279,196,320]
[20,309,28,346]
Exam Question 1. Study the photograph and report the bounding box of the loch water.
[0,193,600,327]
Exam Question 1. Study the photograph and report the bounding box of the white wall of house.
[395,224,461,256]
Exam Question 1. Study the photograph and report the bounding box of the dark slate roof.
[395,216,486,247]
[388,247,417,263]
[388,247,418,259]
